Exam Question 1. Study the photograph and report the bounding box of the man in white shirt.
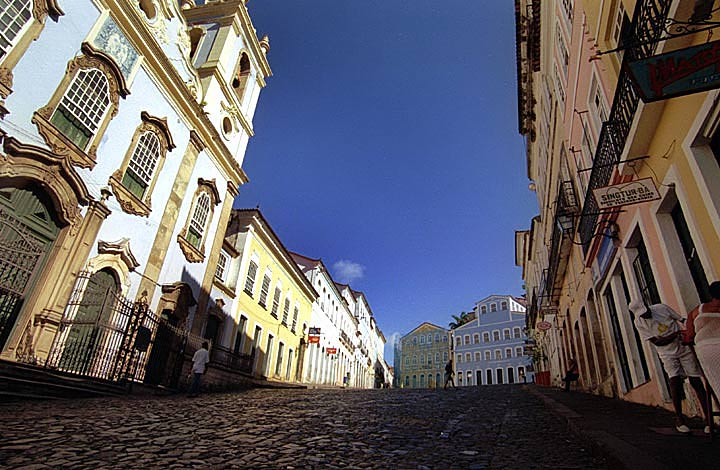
[631,300,708,433]
[188,341,210,397]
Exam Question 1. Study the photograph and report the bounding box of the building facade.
[515,0,719,416]
[222,209,316,382]
[398,322,449,388]
[0,0,271,390]
[451,295,533,386]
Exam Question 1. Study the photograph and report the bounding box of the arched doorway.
[0,185,60,353]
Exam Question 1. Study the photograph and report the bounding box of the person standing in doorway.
[562,358,580,392]
[631,300,709,434]
[444,360,455,389]
[188,341,210,397]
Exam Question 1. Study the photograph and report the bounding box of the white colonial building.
[0,0,271,390]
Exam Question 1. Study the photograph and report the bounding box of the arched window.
[473,333,480,344]
[232,52,251,102]
[483,332,490,342]
[111,113,175,216]
[0,2,32,59]
[50,68,109,150]
[178,179,220,262]
[513,327,522,338]
[493,330,500,341]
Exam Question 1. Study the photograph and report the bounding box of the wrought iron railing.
[578,0,672,247]
[210,344,253,374]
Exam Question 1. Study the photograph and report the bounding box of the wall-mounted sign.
[627,39,720,102]
[308,327,321,335]
[326,347,337,354]
[308,335,320,344]
[537,321,552,331]
[592,178,660,210]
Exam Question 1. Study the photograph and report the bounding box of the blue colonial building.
[451,295,533,386]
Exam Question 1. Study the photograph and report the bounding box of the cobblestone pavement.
[0,384,605,469]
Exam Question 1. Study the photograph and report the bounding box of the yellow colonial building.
[221,208,317,382]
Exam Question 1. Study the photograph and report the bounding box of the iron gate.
[0,209,45,351]
[46,271,201,389]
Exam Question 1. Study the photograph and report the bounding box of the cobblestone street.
[0,385,604,469]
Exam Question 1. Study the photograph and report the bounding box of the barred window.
[187,193,210,249]
[0,1,31,59]
[122,131,160,199]
[50,68,110,149]
[243,260,258,296]
[215,250,228,282]
[270,287,281,318]
[282,298,290,325]
[258,274,270,307]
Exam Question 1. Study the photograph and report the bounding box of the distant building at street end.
[451,295,533,386]
[398,322,449,388]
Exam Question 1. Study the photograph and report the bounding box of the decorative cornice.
[32,111,97,169]
[81,42,130,97]
[198,177,221,205]
[34,0,64,23]
[141,111,175,150]
[97,238,141,272]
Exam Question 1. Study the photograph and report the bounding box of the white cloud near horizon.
[332,259,365,284]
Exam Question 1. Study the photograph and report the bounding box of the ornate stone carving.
[0,67,14,99]
[33,0,64,23]
[177,234,205,263]
[108,170,151,217]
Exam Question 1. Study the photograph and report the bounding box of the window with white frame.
[589,74,609,132]
[427,333,432,343]
[513,327,521,338]
[187,193,211,250]
[475,351,481,361]
[556,23,569,76]
[455,337,461,347]
[215,250,229,282]
[412,355,417,365]
[243,260,258,296]
[50,68,110,150]
[464,335,470,345]
[405,357,410,365]
[258,274,271,307]
[505,348,513,358]
[516,346,523,357]
[420,335,425,344]
[443,351,448,361]
[495,350,502,360]
[435,352,440,363]
[493,330,500,341]
[270,287,281,318]
[490,303,497,312]
[503,329,511,340]
[485,350,491,361]
[465,352,471,362]
[0,1,32,59]
[501,301,508,311]
[483,332,490,342]
[282,297,290,325]
[122,131,160,199]
[473,333,479,344]
[457,354,462,363]
[481,305,487,314]
[291,306,298,333]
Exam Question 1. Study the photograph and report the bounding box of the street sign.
[537,321,552,331]
[308,335,320,344]
[326,347,337,354]
[308,327,321,335]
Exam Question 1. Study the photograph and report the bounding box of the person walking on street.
[188,341,210,397]
[444,359,455,389]
[562,358,580,392]
[631,300,709,434]
[684,281,720,415]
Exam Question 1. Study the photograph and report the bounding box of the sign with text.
[308,335,320,344]
[326,347,337,354]
[308,327,321,335]
[537,321,552,331]
[627,39,720,102]
[592,178,660,210]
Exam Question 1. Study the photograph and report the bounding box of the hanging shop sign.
[592,177,660,210]
[326,347,337,354]
[308,327,321,335]
[627,39,720,102]
[308,335,320,344]
[536,321,552,331]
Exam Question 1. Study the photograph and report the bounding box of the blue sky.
[236,1,538,360]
